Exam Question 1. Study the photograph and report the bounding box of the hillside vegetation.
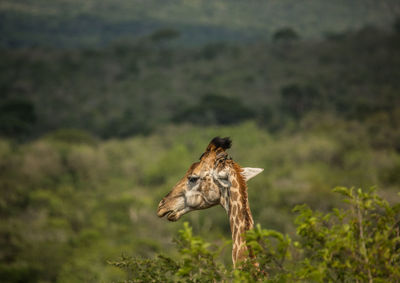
[1,3,400,281]
[1,120,400,282]
[1,24,400,140]
[0,0,398,47]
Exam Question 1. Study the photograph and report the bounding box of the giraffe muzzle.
[157,201,178,221]
[156,201,171,218]
[157,208,180,221]
[157,199,190,221]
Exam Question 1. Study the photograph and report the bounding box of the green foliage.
[173,94,254,125]
[1,3,400,282]
[113,188,400,282]
[1,121,400,282]
[0,0,396,48]
[150,29,180,42]
[0,99,36,140]
[279,84,321,119]
[244,187,400,282]
[395,17,400,34]
[292,187,400,282]
[199,42,228,60]
[173,222,226,281]
[272,27,299,42]
[109,255,179,283]
[244,225,292,280]
[1,24,400,139]
[44,129,98,145]
[110,222,228,282]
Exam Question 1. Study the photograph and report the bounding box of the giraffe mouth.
[157,204,178,220]
[166,211,179,221]
[157,206,190,222]
[157,209,180,221]
[157,194,190,221]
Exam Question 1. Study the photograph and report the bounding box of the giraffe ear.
[241,167,264,182]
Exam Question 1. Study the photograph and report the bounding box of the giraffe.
[157,137,263,266]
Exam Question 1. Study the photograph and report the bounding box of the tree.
[273,27,299,42]
[173,94,254,125]
[150,28,180,42]
[0,99,36,139]
[279,84,321,119]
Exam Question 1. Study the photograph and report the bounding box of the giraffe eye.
[188,175,200,184]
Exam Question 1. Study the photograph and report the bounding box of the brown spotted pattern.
[225,164,254,265]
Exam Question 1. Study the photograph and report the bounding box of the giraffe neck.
[226,164,254,266]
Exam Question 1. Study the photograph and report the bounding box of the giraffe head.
[157,137,263,221]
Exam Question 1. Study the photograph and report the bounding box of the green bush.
[113,187,400,282]
[110,222,228,282]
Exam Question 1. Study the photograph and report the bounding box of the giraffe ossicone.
[157,137,263,265]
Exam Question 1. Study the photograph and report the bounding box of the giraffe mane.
[200,136,232,160]
[208,136,232,151]
[232,161,252,232]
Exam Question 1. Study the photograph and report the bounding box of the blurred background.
[1,0,400,282]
